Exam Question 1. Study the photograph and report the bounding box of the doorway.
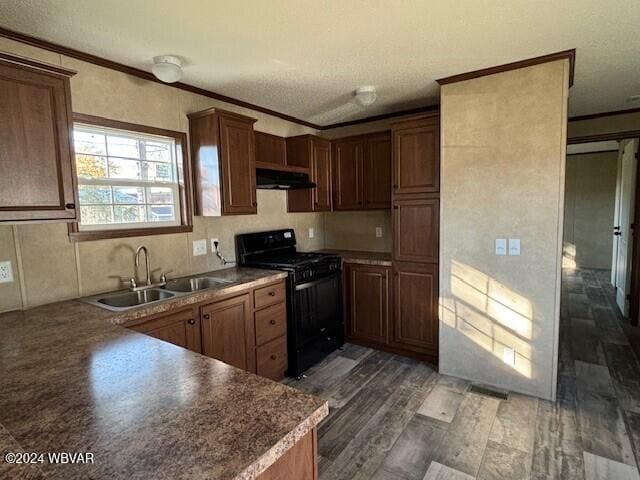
[564,134,640,322]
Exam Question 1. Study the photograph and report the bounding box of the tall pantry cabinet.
[390,114,440,364]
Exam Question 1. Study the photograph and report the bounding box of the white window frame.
[73,123,182,232]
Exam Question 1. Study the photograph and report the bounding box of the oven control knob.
[329,263,337,271]
[304,268,313,280]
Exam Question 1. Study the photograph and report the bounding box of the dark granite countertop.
[0,267,328,480]
[317,249,392,266]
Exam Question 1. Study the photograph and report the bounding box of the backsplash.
[323,210,392,252]
[0,190,394,313]
[0,190,323,312]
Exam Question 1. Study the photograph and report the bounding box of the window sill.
[68,224,193,242]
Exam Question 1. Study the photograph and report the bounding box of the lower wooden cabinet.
[256,335,288,381]
[343,261,438,363]
[129,308,201,353]
[201,293,253,371]
[392,263,439,357]
[344,262,390,346]
[258,429,318,480]
[127,278,289,380]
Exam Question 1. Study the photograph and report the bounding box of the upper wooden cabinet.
[129,308,201,353]
[0,52,77,222]
[332,131,391,211]
[364,132,392,209]
[188,108,257,216]
[287,135,332,212]
[255,131,286,168]
[392,115,439,195]
[332,137,365,210]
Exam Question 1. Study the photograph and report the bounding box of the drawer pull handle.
[188,319,195,325]
[203,314,210,320]
[269,319,276,325]
[270,354,277,360]
[268,291,276,297]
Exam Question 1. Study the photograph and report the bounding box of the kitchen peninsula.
[0,268,327,480]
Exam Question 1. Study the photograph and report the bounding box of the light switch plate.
[193,239,207,256]
[0,261,13,283]
[495,239,507,255]
[509,238,521,256]
[308,227,315,239]
[375,227,383,238]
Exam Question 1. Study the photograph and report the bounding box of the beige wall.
[568,111,640,139]
[323,211,392,252]
[439,60,569,400]
[563,151,618,269]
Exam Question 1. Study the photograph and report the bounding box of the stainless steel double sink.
[83,276,235,312]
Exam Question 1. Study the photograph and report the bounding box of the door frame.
[568,130,640,325]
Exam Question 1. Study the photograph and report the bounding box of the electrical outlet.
[193,239,207,256]
[0,261,13,283]
[210,238,220,252]
[308,227,315,239]
[503,347,515,366]
[375,227,383,238]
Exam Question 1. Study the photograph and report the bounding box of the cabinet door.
[364,133,391,209]
[311,138,332,211]
[131,308,201,353]
[393,197,439,264]
[345,263,390,345]
[255,131,286,167]
[219,114,257,214]
[201,293,252,370]
[392,120,439,194]
[332,138,364,210]
[0,56,76,222]
[392,263,438,355]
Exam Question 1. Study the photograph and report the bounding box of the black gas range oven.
[236,229,344,377]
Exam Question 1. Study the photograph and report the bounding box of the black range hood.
[256,168,316,190]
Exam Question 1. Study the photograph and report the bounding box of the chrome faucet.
[135,246,151,286]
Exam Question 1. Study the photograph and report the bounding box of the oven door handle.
[295,274,338,291]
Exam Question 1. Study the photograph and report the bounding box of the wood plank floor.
[284,268,640,479]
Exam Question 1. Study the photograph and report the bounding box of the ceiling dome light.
[354,86,377,107]
[152,55,183,83]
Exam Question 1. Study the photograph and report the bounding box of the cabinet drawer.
[255,303,287,346]
[256,336,287,381]
[254,281,286,309]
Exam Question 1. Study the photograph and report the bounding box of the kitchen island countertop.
[0,267,327,480]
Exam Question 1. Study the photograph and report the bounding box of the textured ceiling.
[1,0,639,125]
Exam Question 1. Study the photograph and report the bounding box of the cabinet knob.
[65,203,75,209]
[203,313,210,320]
[188,319,195,325]
[253,201,257,207]
[270,354,277,360]
[393,184,398,189]
[268,291,276,297]
[269,319,276,325]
